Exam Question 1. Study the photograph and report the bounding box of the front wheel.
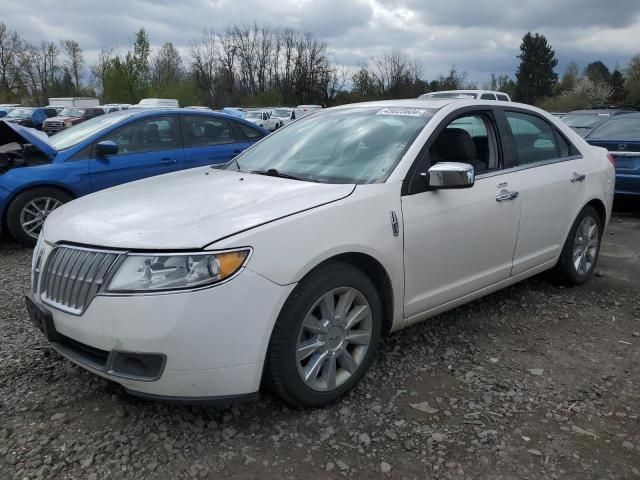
[551,205,603,285]
[6,187,71,247]
[266,262,382,407]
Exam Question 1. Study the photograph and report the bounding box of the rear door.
[181,115,264,168]
[89,114,184,192]
[497,109,587,275]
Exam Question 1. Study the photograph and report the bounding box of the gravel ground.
[1,205,639,480]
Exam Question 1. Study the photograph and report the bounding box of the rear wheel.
[266,262,382,407]
[6,187,71,247]
[551,206,603,285]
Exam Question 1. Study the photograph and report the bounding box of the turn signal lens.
[213,251,250,280]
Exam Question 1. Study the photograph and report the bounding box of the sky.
[4,0,640,83]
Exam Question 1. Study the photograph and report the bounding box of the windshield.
[561,113,608,129]
[245,112,262,119]
[6,108,33,118]
[48,114,126,150]
[272,109,291,118]
[225,106,433,184]
[59,108,85,117]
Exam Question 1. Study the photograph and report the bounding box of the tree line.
[1,21,640,110]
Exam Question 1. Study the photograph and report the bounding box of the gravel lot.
[1,204,639,480]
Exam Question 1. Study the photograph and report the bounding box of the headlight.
[105,249,250,293]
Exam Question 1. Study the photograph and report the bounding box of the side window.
[237,122,265,140]
[182,116,237,146]
[505,111,561,165]
[480,94,497,100]
[99,116,180,155]
[429,113,499,174]
[497,94,509,101]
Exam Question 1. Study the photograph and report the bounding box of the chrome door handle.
[496,190,519,202]
[571,173,586,183]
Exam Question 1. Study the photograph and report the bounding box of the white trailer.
[47,97,100,108]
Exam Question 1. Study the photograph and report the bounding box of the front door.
[89,115,184,192]
[402,111,522,321]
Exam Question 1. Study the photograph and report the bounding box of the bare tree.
[61,39,84,93]
[90,48,113,94]
[0,22,22,102]
[191,29,219,105]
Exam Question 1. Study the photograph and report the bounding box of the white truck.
[47,97,100,108]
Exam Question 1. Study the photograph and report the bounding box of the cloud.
[2,0,639,83]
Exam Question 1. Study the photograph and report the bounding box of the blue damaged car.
[0,108,268,246]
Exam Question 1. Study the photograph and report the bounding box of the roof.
[566,109,635,115]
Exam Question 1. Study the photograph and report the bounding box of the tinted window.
[506,111,562,165]
[100,116,180,155]
[237,123,265,140]
[480,94,496,100]
[497,94,509,101]
[431,114,499,174]
[182,116,238,146]
[588,116,640,140]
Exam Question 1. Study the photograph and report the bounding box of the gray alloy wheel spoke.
[296,337,325,362]
[320,355,337,389]
[345,330,371,345]
[344,304,370,330]
[334,289,356,325]
[337,348,359,374]
[304,351,328,384]
[296,286,373,392]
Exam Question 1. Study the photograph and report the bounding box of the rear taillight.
[607,153,615,166]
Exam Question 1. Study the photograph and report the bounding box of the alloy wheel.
[295,287,373,392]
[572,215,599,276]
[19,197,63,239]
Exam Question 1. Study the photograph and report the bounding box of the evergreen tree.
[609,69,627,104]
[515,32,558,104]
[584,60,611,84]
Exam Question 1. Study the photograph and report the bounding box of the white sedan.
[27,99,614,406]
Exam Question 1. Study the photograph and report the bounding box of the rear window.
[497,94,509,101]
[588,116,640,140]
[561,113,608,129]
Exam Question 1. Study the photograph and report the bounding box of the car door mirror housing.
[95,140,118,156]
[422,162,475,189]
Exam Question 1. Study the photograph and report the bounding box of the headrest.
[433,128,477,160]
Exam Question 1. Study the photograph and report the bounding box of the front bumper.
[28,263,295,400]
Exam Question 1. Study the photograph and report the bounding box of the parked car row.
[23,97,614,407]
[0,108,269,245]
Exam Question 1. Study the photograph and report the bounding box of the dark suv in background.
[43,107,105,135]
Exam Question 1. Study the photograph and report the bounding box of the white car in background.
[244,110,281,131]
[420,90,511,101]
[270,108,297,126]
[27,99,613,407]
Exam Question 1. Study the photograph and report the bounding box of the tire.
[551,205,603,285]
[266,261,383,407]
[6,187,72,247]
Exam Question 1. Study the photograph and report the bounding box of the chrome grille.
[41,246,123,315]
[31,247,45,294]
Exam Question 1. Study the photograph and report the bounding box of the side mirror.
[95,140,118,156]
[422,162,475,189]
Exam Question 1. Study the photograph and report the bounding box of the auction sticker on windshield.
[377,107,427,116]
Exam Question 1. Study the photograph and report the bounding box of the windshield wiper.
[251,168,314,182]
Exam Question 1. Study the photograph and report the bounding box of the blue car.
[0,106,16,118]
[0,108,268,245]
[3,107,58,130]
[585,112,640,197]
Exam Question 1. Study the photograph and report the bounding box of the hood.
[45,167,355,249]
[0,120,57,157]
[45,115,80,122]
